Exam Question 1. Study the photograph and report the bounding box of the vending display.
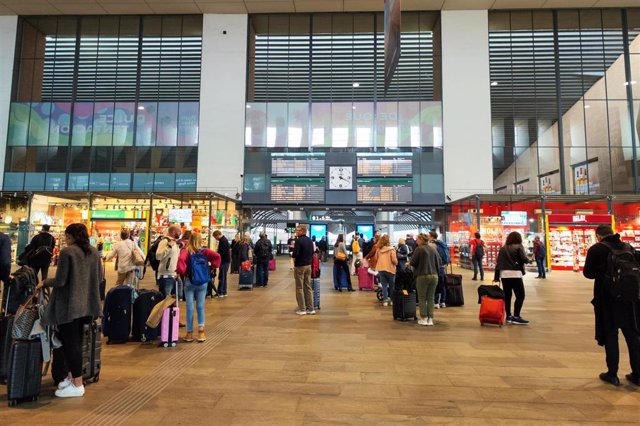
[619,227,640,250]
[547,214,611,271]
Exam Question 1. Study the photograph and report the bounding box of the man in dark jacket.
[254,233,273,287]
[292,225,314,315]
[0,232,11,301]
[405,234,417,254]
[583,224,640,386]
[213,230,230,297]
[25,224,56,280]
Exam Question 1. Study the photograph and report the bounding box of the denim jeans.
[378,271,395,301]
[472,256,484,280]
[218,262,229,295]
[256,260,270,286]
[535,257,546,277]
[184,278,207,332]
[158,276,177,298]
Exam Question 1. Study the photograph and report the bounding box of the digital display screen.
[357,153,413,176]
[356,224,375,241]
[271,153,325,177]
[169,209,193,223]
[357,178,412,203]
[310,224,327,241]
[271,178,325,203]
[501,211,528,227]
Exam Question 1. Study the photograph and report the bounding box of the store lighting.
[584,105,591,109]
[352,82,360,88]
[4,217,12,224]
[491,81,498,86]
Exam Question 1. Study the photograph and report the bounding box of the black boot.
[599,372,620,386]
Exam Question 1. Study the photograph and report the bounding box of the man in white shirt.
[105,229,145,285]
[155,224,181,297]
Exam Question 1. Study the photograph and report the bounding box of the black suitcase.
[132,289,163,342]
[392,290,418,322]
[7,339,43,406]
[103,285,135,344]
[239,267,254,290]
[446,285,465,306]
[395,268,415,292]
[445,273,463,287]
[0,315,14,384]
[52,321,102,385]
[312,278,321,310]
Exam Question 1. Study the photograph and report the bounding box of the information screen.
[357,178,412,203]
[271,153,325,177]
[271,178,325,203]
[357,153,412,177]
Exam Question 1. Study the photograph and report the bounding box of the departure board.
[271,154,325,176]
[357,154,413,177]
[271,178,325,203]
[357,178,413,203]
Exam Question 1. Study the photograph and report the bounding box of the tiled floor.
[1,259,639,425]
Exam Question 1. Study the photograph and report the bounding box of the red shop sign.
[547,214,612,224]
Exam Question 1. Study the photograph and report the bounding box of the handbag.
[12,293,40,340]
[335,252,347,261]
[131,242,145,267]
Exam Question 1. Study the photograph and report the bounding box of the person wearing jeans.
[533,235,546,279]
[213,230,231,296]
[494,231,531,325]
[375,235,397,306]
[410,233,441,326]
[176,233,221,342]
[470,232,485,281]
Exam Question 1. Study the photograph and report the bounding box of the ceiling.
[0,0,639,16]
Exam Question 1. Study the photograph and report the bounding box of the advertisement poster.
[573,160,599,195]
[539,171,561,194]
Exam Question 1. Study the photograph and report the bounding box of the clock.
[329,166,353,190]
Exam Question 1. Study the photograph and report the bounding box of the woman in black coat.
[230,233,241,274]
[493,231,531,325]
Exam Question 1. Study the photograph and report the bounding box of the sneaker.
[434,303,440,309]
[55,383,85,398]
[506,316,514,324]
[295,310,307,316]
[57,377,72,390]
[306,309,316,315]
[511,316,530,325]
[599,372,620,386]
[383,301,388,307]
[440,303,446,308]
[417,318,429,326]
[427,317,434,326]
[183,332,194,343]
[625,373,640,386]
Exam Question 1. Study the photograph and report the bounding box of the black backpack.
[474,241,485,259]
[602,241,640,303]
[254,239,268,260]
[146,236,170,272]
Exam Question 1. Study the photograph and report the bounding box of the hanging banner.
[384,0,401,94]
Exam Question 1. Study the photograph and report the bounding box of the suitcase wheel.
[93,375,100,383]
[162,342,169,348]
[141,335,147,343]
[8,400,17,407]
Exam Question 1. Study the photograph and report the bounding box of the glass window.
[24,147,47,172]
[92,102,115,146]
[45,173,66,191]
[68,173,89,191]
[420,102,442,148]
[266,103,288,148]
[175,173,196,191]
[3,173,24,190]
[110,173,131,191]
[132,173,154,191]
[113,102,135,146]
[48,103,71,146]
[135,147,152,171]
[177,102,199,146]
[71,103,94,146]
[8,147,27,172]
[352,102,374,148]
[176,147,197,172]
[70,147,91,172]
[398,102,420,148]
[28,102,52,146]
[112,147,133,172]
[91,147,111,173]
[89,173,110,190]
[8,103,30,146]
[47,147,68,172]
[376,102,398,149]
[331,103,352,148]
[153,147,176,170]
[136,102,158,146]
[153,173,175,191]
[310,102,332,147]
[287,103,309,148]
[245,103,267,147]
[24,173,45,190]
[156,103,178,146]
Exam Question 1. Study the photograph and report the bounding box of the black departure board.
[271,178,325,203]
[357,153,413,177]
[271,154,325,177]
[357,178,413,203]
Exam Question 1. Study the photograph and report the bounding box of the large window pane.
[68,173,89,191]
[175,173,196,191]
[110,173,131,191]
[70,147,91,172]
[92,102,115,146]
[28,102,52,146]
[331,103,352,148]
[245,103,267,147]
[3,173,24,190]
[310,103,331,147]
[352,102,373,148]
[287,102,309,148]
[47,147,68,172]
[91,147,111,172]
[156,102,178,146]
[266,103,288,148]
[45,173,66,191]
[89,173,110,190]
[112,147,133,172]
[376,102,398,149]
[48,103,71,146]
[177,102,199,146]
[24,173,45,190]
[8,103,30,146]
[132,173,154,191]
[113,102,135,146]
[176,147,197,172]
[153,173,175,191]
[398,102,420,148]
[71,103,94,146]
[420,102,443,148]
[136,102,158,146]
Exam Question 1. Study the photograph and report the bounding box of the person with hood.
[376,234,398,306]
[583,224,640,387]
[493,231,531,325]
[429,230,450,309]
[411,233,441,326]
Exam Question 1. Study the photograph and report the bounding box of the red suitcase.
[357,267,375,291]
[479,296,505,327]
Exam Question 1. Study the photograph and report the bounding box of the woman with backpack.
[176,233,221,342]
[333,234,354,292]
[493,231,531,325]
[396,238,410,271]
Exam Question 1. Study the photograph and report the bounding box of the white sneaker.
[427,318,434,326]
[440,303,446,309]
[295,310,307,315]
[55,383,85,398]
[58,377,72,390]
[435,304,440,309]
[383,302,388,307]
[418,318,429,326]
[306,309,316,315]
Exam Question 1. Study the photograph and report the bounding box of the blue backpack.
[188,249,210,286]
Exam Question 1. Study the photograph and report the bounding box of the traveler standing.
[494,231,531,325]
[364,234,380,272]
[292,225,315,315]
[533,235,547,279]
[376,235,398,306]
[350,235,362,275]
[238,235,252,263]
[254,233,273,287]
[0,231,11,297]
[105,229,145,285]
[318,236,328,263]
[288,233,296,271]
[176,233,221,343]
[40,223,102,398]
[470,232,485,281]
[405,233,417,254]
[25,224,56,280]
[583,224,640,387]
[155,224,181,298]
[411,233,440,326]
[213,230,230,296]
[230,233,241,274]
[333,234,354,292]
[429,231,450,309]
[396,238,410,271]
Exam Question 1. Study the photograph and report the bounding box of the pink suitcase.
[160,306,179,347]
[357,267,375,291]
[268,259,276,271]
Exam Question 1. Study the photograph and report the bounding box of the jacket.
[470,238,485,258]
[155,237,180,277]
[217,236,231,264]
[238,242,251,262]
[176,247,221,277]
[293,235,314,267]
[105,239,145,274]
[396,244,409,260]
[42,244,102,326]
[533,240,546,259]
[365,244,379,269]
[0,232,11,283]
[583,234,640,345]
[405,238,417,253]
[411,244,441,276]
[376,246,398,274]
[26,232,55,266]
[493,244,530,281]
[255,238,273,261]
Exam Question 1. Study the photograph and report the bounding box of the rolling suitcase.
[52,321,102,385]
[312,278,321,310]
[0,288,15,384]
[103,285,135,344]
[132,289,163,342]
[160,306,179,347]
[392,290,417,321]
[7,339,43,406]
[357,267,375,291]
[446,285,465,307]
[333,265,349,290]
[239,267,254,290]
[479,296,506,327]
[395,268,414,292]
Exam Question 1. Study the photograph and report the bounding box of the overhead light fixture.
[491,81,498,86]
[246,104,251,109]
[137,106,145,110]
[352,82,360,88]
[352,106,356,110]
[584,105,591,109]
